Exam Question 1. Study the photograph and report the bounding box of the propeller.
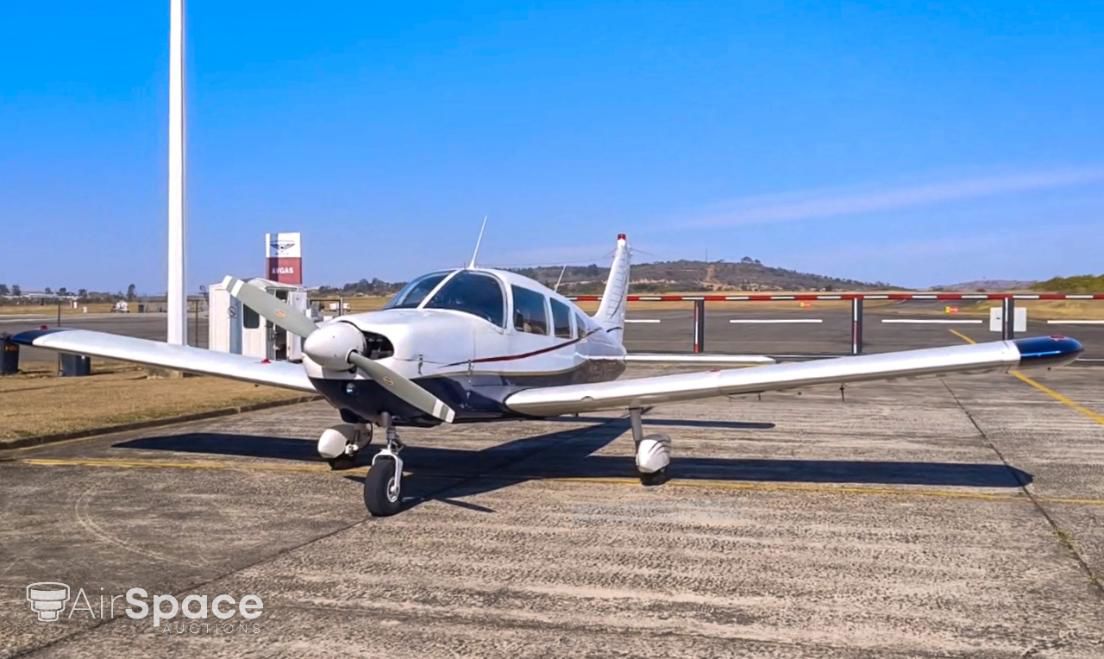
[222,276,455,423]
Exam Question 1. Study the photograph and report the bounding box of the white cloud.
[678,167,1104,228]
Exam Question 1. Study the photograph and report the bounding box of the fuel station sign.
[265,232,302,285]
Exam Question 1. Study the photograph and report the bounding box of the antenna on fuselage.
[553,264,568,292]
[467,216,488,269]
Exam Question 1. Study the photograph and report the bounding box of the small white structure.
[989,306,1027,333]
[208,278,310,361]
[112,301,129,313]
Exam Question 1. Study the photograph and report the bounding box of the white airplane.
[13,234,1083,516]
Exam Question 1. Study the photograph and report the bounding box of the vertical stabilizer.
[593,233,631,344]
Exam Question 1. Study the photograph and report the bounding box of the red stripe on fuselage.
[446,330,600,367]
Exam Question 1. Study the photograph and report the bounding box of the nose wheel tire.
[638,467,669,486]
[364,456,402,517]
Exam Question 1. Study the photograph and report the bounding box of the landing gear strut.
[364,412,404,517]
[630,408,671,486]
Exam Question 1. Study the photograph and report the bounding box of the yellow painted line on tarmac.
[947,329,1104,426]
[948,328,976,344]
[543,475,1029,502]
[459,473,1104,507]
[17,457,330,474]
[14,457,1104,507]
[1009,371,1104,426]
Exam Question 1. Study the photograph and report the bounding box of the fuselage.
[303,268,626,425]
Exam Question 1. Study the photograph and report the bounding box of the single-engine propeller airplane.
[13,234,1083,515]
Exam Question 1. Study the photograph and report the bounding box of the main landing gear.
[363,412,404,517]
[630,408,671,486]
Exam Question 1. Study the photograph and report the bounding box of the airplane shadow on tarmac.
[113,416,1033,513]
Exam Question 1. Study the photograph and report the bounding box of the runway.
[3,366,1104,656]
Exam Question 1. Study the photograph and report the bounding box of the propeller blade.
[347,352,456,423]
[223,276,318,338]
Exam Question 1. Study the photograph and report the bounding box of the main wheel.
[364,457,402,517]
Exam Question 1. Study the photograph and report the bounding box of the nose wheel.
[364,412,404,517]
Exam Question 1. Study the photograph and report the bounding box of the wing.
[604,353,775,366]
[506,337,1082,416]
[12,329,316,393]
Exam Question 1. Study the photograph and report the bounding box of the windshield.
[425,271,505,326]
[385,271,452,309]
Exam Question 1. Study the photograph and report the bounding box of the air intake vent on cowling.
[362,332,395,359]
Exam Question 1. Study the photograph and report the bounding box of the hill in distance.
[1031,274,1104,293]
[930,279,1037,291]
[510,258,897,294]
[931,275,1104,293]
[319,257,898,296]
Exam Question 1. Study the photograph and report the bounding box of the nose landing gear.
[364,412,405,517]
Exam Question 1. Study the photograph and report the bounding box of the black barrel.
[0,334,18,375]
[58,353,91,377]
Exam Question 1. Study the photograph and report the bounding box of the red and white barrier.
[569,293,1104,302]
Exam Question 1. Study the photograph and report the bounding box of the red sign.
[266,257,302,285]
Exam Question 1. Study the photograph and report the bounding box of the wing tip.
[11,328,70,346]
[1013,335,1083,368]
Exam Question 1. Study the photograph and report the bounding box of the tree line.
[0,283,140,302]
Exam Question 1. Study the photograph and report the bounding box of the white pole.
[167,0,187,345]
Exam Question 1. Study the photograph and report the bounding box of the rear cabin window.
[550,299,572,338]
[512,286,549,335]
[575,313,589,337]
[425,272,505,327]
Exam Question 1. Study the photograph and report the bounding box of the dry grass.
[317,290,1104,319]
[341,296,390,313]
[0,302,116,316]
[0,366,306,441]
[579,293,899,315]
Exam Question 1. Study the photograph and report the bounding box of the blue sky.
[2,1,1102,292]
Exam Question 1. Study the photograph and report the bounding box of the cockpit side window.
[385,271,451,309]
[511,285,549,335]
[425,272,505,327]
[550,298,572,339]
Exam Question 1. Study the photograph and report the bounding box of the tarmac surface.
[3,364,1104,657]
